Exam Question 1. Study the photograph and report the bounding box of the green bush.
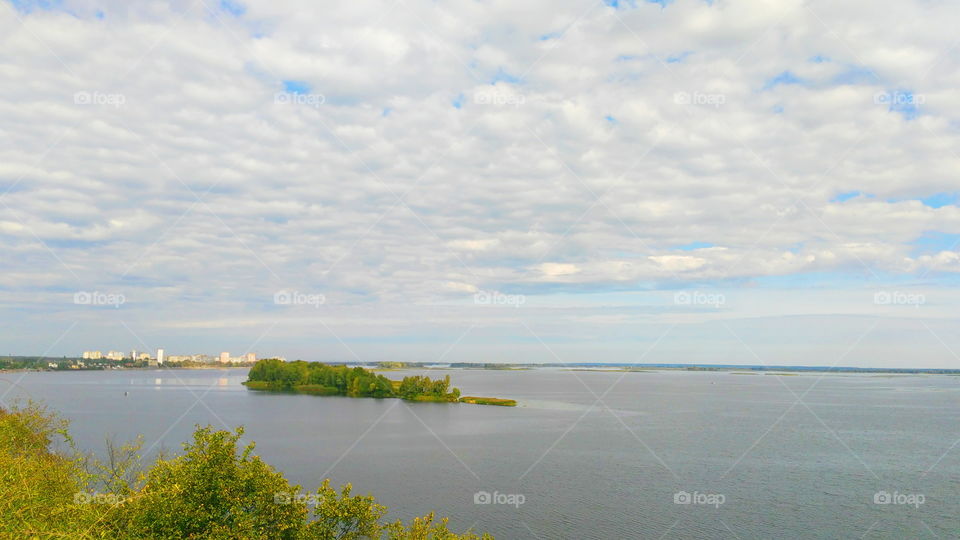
[0,403,492,539]
[293,385,341,396]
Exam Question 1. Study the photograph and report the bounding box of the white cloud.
[2,0,960,365]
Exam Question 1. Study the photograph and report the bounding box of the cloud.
[1,0,960,365]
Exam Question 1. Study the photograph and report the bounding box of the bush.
[0,403,493,539]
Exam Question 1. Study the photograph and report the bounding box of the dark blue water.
[3,368,958,539]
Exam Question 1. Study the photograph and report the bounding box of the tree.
[302,480,387,539]
[112,426,307,539]
[0,402,97,537]
[1,403,494,539]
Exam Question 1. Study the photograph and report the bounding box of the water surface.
[3,368,958,539]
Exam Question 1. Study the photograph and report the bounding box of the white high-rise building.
[157,348,165,365]
[219,351,230,363]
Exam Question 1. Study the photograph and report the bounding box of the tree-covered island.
[244,359,516,406]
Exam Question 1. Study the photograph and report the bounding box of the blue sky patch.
[911,231,960,255]
[603,0,641,9]
[282,80,310,94]
[831,66,876,85]
[220,0,245,16]
[452,93,465,109]
[763,71,803,90]
[831,190,862,203]
[675,241,715,251]
[883,89,922,120]
[490,68,521,85]
[919,192,958,208]
[9,0,64,13]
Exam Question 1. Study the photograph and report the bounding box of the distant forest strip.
[5,356,960,374]
[245,359,516,406]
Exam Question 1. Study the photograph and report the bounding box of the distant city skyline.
[78,349,257,364]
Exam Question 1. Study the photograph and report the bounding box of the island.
[244,359,516,406]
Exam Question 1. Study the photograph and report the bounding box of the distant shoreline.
[0,365,254,374]
[3,359,958,375]
[332,362,960,375]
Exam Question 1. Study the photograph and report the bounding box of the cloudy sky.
[1,0,959,367]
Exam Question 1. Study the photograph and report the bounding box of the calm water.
[3,368,959,539]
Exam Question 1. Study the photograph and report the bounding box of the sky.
[1,0,959,367]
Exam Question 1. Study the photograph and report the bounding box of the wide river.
[3,368,958,539]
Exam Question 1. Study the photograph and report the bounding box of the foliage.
[376,362,408,369]
[457,397,516,407]
[302,480,387,539]
[397,375,459,401]
[0,402,100,537]
[0,403,492,539]
[246,359,462,402]
[247,359,395,398]
[110,426,307,539]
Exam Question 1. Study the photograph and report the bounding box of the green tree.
[112,426,307,539]
[1,403,493,539]
[0,402,97,537]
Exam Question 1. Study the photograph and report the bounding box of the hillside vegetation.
[0,402,492,539]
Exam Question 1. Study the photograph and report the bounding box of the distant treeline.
[245,359,461,401]
[0,356,79,370]
[0,357,251,371]
[324,361,960,374]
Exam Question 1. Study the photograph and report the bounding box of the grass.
[242,381,342,395]
[293,384,341,395]
[242,380,276,390]
[405,395,459,403]
[459,396,517,407]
